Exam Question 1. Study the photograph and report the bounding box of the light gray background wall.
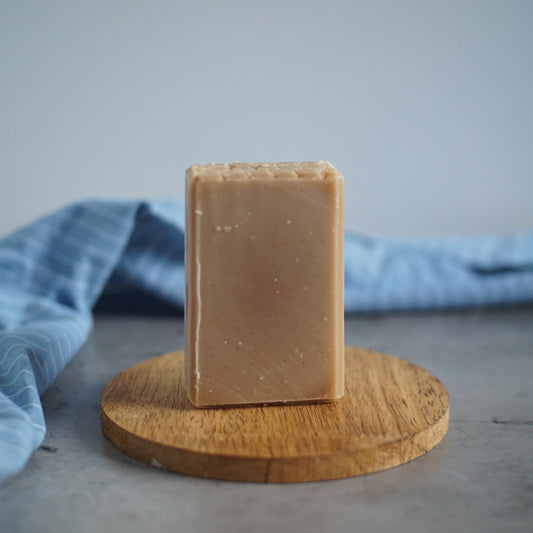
[1,0,532,237]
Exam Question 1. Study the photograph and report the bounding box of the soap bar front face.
[185,162,344,407]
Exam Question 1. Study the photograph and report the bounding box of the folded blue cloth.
[1,199,532,484]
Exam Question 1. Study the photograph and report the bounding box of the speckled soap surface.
[1,306,532,533]
[185,162,344,407]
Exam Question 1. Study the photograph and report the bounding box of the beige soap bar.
[185,161,344,407]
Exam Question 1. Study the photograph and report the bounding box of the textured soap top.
[187,161,341,182]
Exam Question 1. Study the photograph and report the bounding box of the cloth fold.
[1,199,532,484]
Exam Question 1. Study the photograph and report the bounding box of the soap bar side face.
[185,163,344,407]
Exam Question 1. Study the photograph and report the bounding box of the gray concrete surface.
[1,307,532,533]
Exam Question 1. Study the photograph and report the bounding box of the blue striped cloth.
[1,199,532,483]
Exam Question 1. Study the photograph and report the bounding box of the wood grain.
[101,347,449,482]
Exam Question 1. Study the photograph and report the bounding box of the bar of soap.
[185,161,344,407]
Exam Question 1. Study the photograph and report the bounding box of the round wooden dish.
[101,346,449,483]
